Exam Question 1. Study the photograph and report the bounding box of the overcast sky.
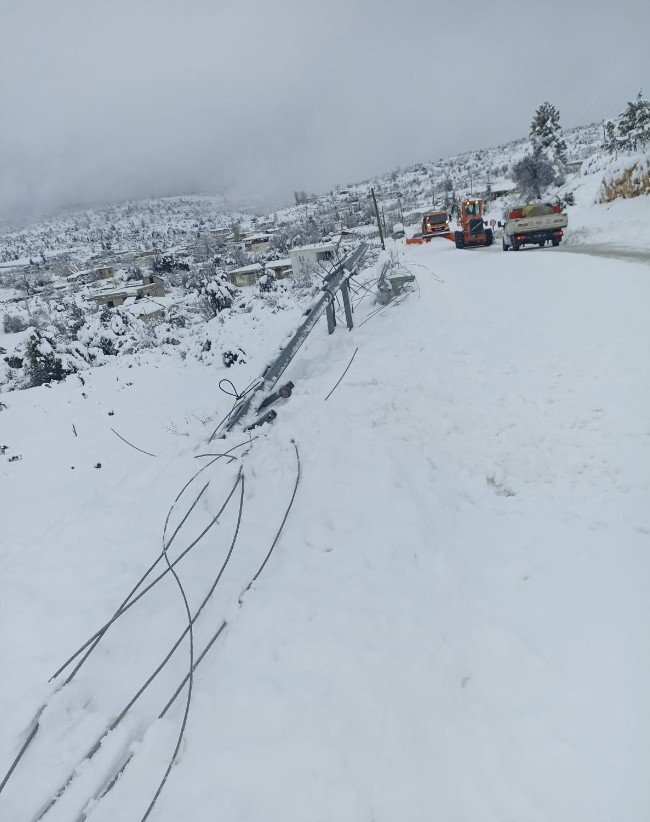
[1,0,648,219]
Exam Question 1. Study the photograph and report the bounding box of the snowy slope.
[1,238,649,820]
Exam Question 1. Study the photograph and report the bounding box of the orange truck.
[405,210,454,244]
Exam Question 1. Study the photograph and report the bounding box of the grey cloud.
[1,0,648,218]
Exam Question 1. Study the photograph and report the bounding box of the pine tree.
[617,90,650,151]
[25,332,67,386]
[530,101,567,166]
[603,120,620,154]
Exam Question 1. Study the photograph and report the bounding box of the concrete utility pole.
[371,187,385,250]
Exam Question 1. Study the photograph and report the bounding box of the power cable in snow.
[138,475,245,822]
[50,438,253,685]
[33,473,246,822]
[2,456,232,802]
[239,440,301,602]
[110,427,157,457]
[4,433,300,820]
[324,348,359,401]
[79,441,300,819]
[51,468,243,684]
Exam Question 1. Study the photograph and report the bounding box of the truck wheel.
[552,239,560,247]
[454,231,464,249]
[538,241,545,247]
[484,228,493,247]
[512,243,520,251]
[502,237,509,251]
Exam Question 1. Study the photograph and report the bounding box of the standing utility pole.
[371,187,385,250]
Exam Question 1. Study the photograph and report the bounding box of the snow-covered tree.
[530,101,567,166]
[603,91,650,154]
[511,101,567,198]
[617,90,650,151]
[200,270,237,317]
[24,331,68,386]
[603,119,621,154]
[511,153,555,200]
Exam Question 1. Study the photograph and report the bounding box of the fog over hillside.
[1,0,648,218]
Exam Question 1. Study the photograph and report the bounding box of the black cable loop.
[217,378,242,400]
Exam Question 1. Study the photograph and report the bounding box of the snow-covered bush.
[198,271,237,318]
[24,331,69,386]
[3,314,28,333]
[76,308,152,360]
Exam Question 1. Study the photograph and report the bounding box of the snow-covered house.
[240,232,275,253]
[228,258,292,287]
[90,275,165,308]
[67,265,115,286]
[289,242,337,281]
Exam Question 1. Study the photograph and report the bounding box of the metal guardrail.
[211,243,368,438]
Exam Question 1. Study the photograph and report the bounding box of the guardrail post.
[325,296,336,334]
[340,279,354,330]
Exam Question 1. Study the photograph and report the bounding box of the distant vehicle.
[405,210,453,244]
[499,202,567,251]
[454,198,493,249]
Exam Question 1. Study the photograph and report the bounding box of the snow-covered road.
[1,239,649,821]
[555,243,650,263]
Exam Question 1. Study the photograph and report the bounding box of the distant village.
[0,192,391,328]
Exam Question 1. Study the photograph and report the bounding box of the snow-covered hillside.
[1,233,649,820]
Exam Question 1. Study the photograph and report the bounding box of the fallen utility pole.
[371,188,385,250]
[209,243,368,439]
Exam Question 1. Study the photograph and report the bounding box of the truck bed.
[505,213,568,234]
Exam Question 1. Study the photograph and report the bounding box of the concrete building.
[228,258,292,288]
[289,243,337,281]
[90,275,165,308]
[67,265,115,286]
[240,232,275,253]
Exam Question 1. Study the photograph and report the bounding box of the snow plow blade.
[405,233,454,245]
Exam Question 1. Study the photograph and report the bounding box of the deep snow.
[1,238,649,821]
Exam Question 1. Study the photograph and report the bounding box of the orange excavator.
[454,198,493,249]
[405,210,454,244]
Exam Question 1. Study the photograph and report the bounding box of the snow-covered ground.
[1,236,648,820]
